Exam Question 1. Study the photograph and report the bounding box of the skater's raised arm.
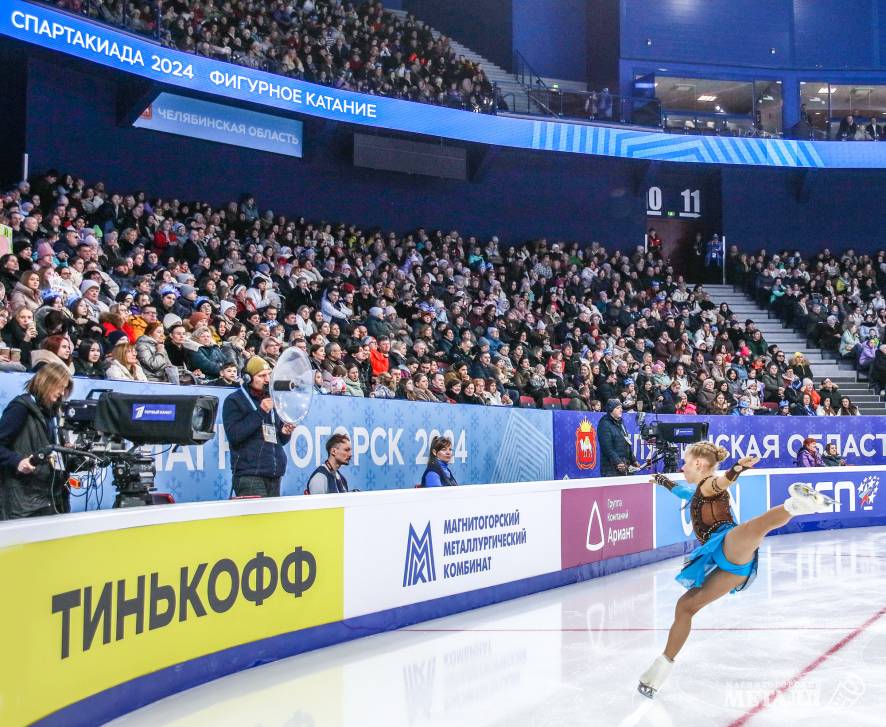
[698,455,760,497]
[652,472,695,500]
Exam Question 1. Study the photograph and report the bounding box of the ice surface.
[112,527,886,727]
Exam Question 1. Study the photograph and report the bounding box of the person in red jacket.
[367,335,390,376]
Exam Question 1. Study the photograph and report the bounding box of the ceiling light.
[697,95,717,102]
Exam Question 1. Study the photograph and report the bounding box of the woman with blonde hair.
[638,442,834,699]
[105,340,149,381]
[790,352,813,380]
[0,362,74,518]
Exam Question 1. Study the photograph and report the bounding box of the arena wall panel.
[2,467,882,725]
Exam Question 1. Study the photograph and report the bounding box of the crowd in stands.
[0,168,879,416]
[51,0,500,113]
[730,246,886,400]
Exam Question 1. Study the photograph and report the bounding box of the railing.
[512,49,548,92]
[525,87,664,128]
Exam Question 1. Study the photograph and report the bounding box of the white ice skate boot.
[784,483,836,516]
[637,655,673,699]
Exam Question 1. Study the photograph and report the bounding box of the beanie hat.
[245,356,271,378]
[36,242,55,258]
[80,279,100,294]
[180,285,197,298]
[606,398,622,413]
[220,301,237,316]
[107,330,127,348]
[162,313,182,330]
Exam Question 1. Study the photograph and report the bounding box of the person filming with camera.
[0,362,73,519]
[222,356,295,498]
[599,398,641,477]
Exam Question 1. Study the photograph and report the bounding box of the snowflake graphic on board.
[858,476,879,511]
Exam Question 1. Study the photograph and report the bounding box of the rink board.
[0,466,884,726]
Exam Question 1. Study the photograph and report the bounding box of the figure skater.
[637,442,835,698]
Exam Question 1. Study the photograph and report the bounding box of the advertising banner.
[0,223,11,256]
[343,489,561,618]
[561,482,653,568]
[0,507,344,726]
[553,411,886,479]
[134,92,303,157]
[4,1,885,169]
[0,374,553,507]
[653,474,769,549]
[769,469,885,532]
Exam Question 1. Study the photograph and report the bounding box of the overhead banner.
[553,411,886,479]
[134,92,303,157]
[5,1,886,168]
[0,374,553,508]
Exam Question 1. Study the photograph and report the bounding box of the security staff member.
[222,356,295,497]
[598,398,639,477]
[0,362,72,519]
[306,433,352,494]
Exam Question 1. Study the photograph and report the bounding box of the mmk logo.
[403,522,436,587]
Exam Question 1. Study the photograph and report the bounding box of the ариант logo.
[402,522,436,587]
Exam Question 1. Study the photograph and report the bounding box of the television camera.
[33,390,218,508]
[637,414,709,473]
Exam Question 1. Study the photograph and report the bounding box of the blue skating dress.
[663,476,758,594]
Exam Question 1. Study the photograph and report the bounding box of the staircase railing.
[512,49,549,91]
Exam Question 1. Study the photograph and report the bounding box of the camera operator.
[306,433,352,494]
[599,398,640,477]
[222,356,295,498]
[0,362,73,519]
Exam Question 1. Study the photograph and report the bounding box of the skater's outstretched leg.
[663,568,745,661]
[723,484,834,566]
[721,505,792,566]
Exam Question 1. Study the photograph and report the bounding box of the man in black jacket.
[598,399,639,477]
[306,433,352,495]
[222,356,295,497]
